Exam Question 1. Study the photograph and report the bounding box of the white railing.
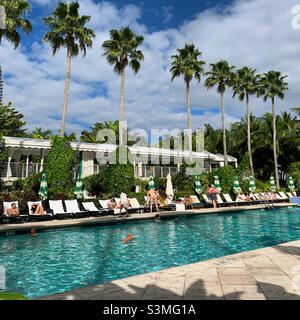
[1,162,43,179]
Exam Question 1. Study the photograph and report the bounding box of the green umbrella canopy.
[195,175,202,194]
[248,175,256,192]
[270,176,276,191]
[214,175,221,192]
[148,174,155,190]
[233,176,242,194]
[74,171,83,199]
[288,176,295,191]
[38,172,48,200]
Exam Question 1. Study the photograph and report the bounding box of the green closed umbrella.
[39,172,48,200]
[270,176,276,191]
[148,174,155,190]
[195,175,202,194]
[233,176,242,194]
[74,162,83,199]
[214,175,221,192]
[248,175,256,192]
[288,176,295,192]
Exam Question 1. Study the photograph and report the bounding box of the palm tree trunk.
[246,92,255,180]
[119,65,125,146]
[272,97,280,188]
[60,45,71,138]
[186,80,192,156]
[221,91,228,166]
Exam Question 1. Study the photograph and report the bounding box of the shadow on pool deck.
[33,276,300,300]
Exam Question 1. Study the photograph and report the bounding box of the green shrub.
[44,136,76,198]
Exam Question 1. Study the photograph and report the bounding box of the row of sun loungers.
[0,191,296,224]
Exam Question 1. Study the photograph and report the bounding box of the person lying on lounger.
[236,193,246,201]
[6,203,19,216]
[31,203,46,215]
[246,193,253,201]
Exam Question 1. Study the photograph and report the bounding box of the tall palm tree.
[170,43,205,154]
[0,0,32,48]
[102,26,144,145]
[204,60,235,166]
[257,70,288,188]
[232,67,260,180]
[42,1,95,138]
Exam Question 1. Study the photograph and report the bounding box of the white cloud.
[0,0,298,140]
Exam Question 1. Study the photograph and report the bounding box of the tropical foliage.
[0,0,32,48]
[43,136,76,198]
[0,101,26,136]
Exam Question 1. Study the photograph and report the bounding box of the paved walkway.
[34,238,300,300]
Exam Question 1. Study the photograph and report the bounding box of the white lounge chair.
[82,202,107,216]
[64,200,89,218]
[2,201,28,223]
[129,198,145,213]
[215,194,230,207]
[293,192,297,197]
[202,194,213,207]
[49,200,73,219]
[278,192,289,200]
[27,201,53,221]
[287,192,294,198]
[223,194,241,206]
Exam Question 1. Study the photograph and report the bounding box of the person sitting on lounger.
[30,203,46,215]
[107,197,119,210]
[184,194,193,208]
[6,203,19,216]
[271,192,277,200]
[264,192,271,200]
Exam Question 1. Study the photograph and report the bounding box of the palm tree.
[80,120,137,145]
[257,70,288,188]
[170,43,205,154]
[31,127,52,140]
[0,0,32,48]
[232,67,261,180]
[204,60,235,166]
[42,1,95,138]
[102,26,144,145]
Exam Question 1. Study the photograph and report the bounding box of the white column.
[40,149,44,172]
[6,148,12,179]
[138,162,142,177]
[25,154,29,177]
[82,151,94,178]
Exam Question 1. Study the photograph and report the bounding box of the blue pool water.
[0,206,300,299]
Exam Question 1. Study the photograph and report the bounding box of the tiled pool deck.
[2,202,300,300]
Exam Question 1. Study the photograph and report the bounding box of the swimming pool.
[0,206,299,299]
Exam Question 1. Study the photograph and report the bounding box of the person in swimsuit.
[6,203,19,216]
[208,185,218,208]
[147,188,159,213]
[30,203,46,215]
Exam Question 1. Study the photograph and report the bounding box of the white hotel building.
[2,136,238,182]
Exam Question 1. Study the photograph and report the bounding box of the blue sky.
[0,0,298,138]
